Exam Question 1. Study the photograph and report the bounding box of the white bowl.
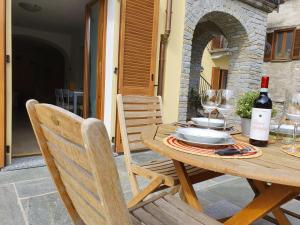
[191,117,225,128]
[175,127,231,144]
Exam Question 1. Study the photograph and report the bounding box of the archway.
[12,35,67,156]
[179,0,268,121]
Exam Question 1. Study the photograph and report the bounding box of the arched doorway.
[12,35,67,156]
[179,0,268,121]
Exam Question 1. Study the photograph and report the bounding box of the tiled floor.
[1,153,300,225]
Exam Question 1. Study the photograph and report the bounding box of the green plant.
[236,91,277,119]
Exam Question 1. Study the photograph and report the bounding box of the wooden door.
[211,67,228,90]
[211,67,221,90]
[115,0,159,152]
[0,0,5,167]
[83,0,107,119]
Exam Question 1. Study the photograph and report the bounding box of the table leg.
[224,184,298,225]
[248,180,291,225]
[172,160,203,212]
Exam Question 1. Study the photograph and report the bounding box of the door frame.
[0,0,6,168]
[83,0,107,119]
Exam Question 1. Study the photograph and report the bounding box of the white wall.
[103,0,116,139]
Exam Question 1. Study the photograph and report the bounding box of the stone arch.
[179,0,268,121]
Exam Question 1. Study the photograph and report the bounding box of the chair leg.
[127,176,163,208]
[128,172,140,196]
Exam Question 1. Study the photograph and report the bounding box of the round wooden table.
[142,124,300,225]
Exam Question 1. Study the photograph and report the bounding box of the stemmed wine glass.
[216,89,235,131]
[201,90,218,129]
[285,91,300,153]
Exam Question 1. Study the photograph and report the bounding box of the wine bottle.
[249,76,272,147]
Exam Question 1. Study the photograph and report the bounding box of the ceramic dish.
[174,127,234,145]
[171,132,235,147]
[191,117,233,129]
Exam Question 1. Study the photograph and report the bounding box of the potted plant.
[236,91,276,136]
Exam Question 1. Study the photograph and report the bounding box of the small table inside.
[141,124,300,225]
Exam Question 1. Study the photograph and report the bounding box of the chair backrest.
[26,100,131,225]
[117,95,163,158]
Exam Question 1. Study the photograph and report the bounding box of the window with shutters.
[264,28,300,62]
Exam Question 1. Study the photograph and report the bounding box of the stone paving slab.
[0,154,300,225]
[15,177,56,199]
[21,192,71,225]
[0,184,26,225]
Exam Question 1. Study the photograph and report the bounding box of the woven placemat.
[281,146,300,158]
[163,136,262,159]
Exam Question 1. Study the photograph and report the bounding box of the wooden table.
[141,124,300,225]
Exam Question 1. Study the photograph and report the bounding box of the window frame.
[271,28,296,62]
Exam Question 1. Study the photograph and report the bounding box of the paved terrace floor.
[1,152,300,225]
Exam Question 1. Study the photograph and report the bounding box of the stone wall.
[179,0,270,121]
[262,0,300,106]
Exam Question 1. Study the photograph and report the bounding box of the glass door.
[83,0,106,119]
[88,1,99,117]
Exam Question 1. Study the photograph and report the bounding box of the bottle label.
[250,108,272,141]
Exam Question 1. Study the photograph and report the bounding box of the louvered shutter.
[116,0,159,152]
[293,29,300,59]
[264,32,273,62]
[118,0,159,96]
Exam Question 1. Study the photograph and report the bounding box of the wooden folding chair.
[26,99,222,225]
[117,95,222,207]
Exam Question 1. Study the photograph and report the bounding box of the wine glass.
[216,89,235,131]
[285,91,300,153]
[201,90,218,129]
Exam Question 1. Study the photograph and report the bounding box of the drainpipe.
[157,0,172,97]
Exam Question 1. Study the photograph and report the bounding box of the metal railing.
[199,73,211,96]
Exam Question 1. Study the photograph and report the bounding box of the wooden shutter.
[116,0,159,152]
[293,29,300,59]
[264,32,273,62]
[0,0,5,167]
[118,0,159,96]
[211,67,221,90]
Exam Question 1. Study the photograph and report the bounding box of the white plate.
[270,124,300,135]
[175,127,233,144]
[191,117,233,129]
[171,132,235,147]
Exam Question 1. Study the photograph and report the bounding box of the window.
[264,28,300,62]
[274,29,294,60]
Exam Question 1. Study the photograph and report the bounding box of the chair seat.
[130,194,222,225]
[131,159,221,187]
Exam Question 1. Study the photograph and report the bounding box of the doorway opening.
[10,0,105,160]
[12,35,66,156]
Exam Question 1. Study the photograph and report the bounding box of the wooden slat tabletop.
[141,124,300,188]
